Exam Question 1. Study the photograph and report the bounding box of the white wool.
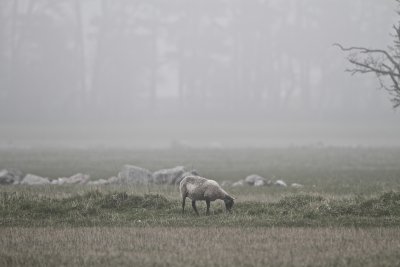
[180,176,229,201]
[179,176,236,216]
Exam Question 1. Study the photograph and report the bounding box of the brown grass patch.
[1,227,399,266]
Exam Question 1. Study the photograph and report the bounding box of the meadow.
[1,227,400,267]
[1,147,400,266]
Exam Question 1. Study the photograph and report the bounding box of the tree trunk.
[148,14,158,110]
[74,0,86,114]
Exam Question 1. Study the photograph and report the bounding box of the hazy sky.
[0,0,399,148]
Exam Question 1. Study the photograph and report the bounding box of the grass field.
[1,147,400,266]
[1,227,400,267]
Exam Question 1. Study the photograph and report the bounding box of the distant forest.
[0,0,396,122]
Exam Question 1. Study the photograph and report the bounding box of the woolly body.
[180,176,234,215]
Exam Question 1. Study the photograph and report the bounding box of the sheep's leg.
[182,196,186,214]
[192,200,199,215]
[206,199,210,215]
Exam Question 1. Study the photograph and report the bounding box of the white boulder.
[244,174,271,186]
[152,166,186,185]
[52,173,90,185]
[221,180,232,187]
[0,169,24,185]
[87,176,120,186]
[291,183,304,188]
[118,165,153,184]
[107,176,120,184]
[274,179,287,187]
[254,179,265,187]
[21,174,50,185]
[232,179,245,187]
[87,179,109,185]
[245,174,262,185]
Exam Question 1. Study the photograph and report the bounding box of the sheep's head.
[224,195,235,212]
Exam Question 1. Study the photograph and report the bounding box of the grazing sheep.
[180,176,235,215]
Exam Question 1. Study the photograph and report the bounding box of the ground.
[0,147,400,266]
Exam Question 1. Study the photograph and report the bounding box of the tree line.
[0,0,395,121]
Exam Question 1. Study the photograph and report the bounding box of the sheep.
[179,175,235,215]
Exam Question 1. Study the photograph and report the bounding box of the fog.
[1,0,399,148]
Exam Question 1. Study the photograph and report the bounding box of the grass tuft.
[1,190,400,227]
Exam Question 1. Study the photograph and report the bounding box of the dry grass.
[1,147,400,266]
[1,190,400,227]
[2,147,400,196]
[1,227,399,267]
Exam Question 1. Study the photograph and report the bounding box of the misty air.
[0,1,400,266]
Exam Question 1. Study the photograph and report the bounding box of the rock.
[87,179,109,185]
[21,174,50,185]
[254,179,265,187]
[152,166,198,185]
[291,183,304,188]
[274,179,287,187]
[118,165,153,184]
[66,173,90,184]
[232,179,245,187]
[107,176,120,184]
[87,176,119,186]
[221,180,232,187]
[244,174,273,187]
[0,169,24,185]
[245,174,266,186]
[264,180,273,186]
[53,173,90,185]
[152,166,185,185]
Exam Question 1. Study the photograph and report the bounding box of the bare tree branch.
[333,43,400,75]
[333,26,400,109]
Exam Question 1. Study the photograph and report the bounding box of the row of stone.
[0,165,197,186]
[0,166,303,188]
[0,169,92,185]
[223,174,303,188]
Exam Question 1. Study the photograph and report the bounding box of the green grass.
[1,147,400,266]
[1,190,399,227]
[1,147,400,195]
[2,227,400,267]
[1,147,400,227]
[1,189,400,266]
